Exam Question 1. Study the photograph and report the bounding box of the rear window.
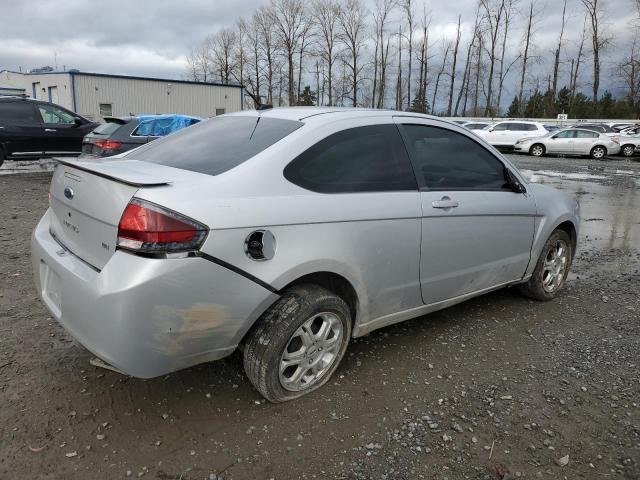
[91,122,122,135]
[127,115,302,175]
[0,101,39,123]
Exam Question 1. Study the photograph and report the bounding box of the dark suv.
[0,96,97,166]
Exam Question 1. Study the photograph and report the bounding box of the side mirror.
[507,170,526,194]
[72,117,83,128]
[488,128,495,132]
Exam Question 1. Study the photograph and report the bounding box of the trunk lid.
[49,159,172,270]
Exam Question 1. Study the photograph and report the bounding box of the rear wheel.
[621,144,635,157]
[243,284,352,402]
[529,144,545,157]
[590,145,606,159]
[519,229,572,301]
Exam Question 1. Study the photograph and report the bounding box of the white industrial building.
[0,70,244,121]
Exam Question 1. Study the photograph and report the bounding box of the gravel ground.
[0,155,639,480]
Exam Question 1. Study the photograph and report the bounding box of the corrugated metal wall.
[73,74,242,121]
[0,71,74,108]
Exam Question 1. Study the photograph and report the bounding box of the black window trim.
[396,121,525,193]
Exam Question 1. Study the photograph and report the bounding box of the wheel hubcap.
[593,148,604,158]
[532,146,543,156]
[624,146,634,156]
[279,312,343,392]
[542,239,569,293]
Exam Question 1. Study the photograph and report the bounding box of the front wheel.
[519,229,572,301]
[590,145,606,159]
[243,284,352,402]
[529,144,545,157]
[621,144,636,157]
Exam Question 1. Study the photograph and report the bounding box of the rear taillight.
[94,139,123,150]
[117,198,208,254]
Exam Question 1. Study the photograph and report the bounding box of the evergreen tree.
[298,86,317,106]
[506,96,520,117]
[409,91,429,114]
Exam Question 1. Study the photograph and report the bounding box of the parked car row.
[0,96,201,167]
[457,118,640,159]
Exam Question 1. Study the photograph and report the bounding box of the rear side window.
[91,122,122,135]
[576,130,598,138]
[0,101,39,123]
[283,124,417,193]
[400,124,510,191]
[128,116,302,176]
[508,123,531,131]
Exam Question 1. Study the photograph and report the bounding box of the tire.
[243,284,352,402]
[519,229,572,301]
[590,145,606,159]
[621,144,635,157]
[529,144,545,157]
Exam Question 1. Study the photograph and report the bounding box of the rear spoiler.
[55,158,170,187]
[102,116,130,125]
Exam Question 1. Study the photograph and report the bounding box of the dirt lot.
[1,155,639,479]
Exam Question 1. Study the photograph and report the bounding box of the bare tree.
[569,15,588,110]
[413,9,431,112]
[455,8,481,116]
[581,0,610,102]
[551,0,568,99]
[480,0,506,116]
[395,26,404,110]
[256,6,276,104]
[372,0,396,108]
[339,0,368,107]
[185,40,213,82]
[431,39,451,114]
[296,18,314,102]
[618,35,640,115]
[271,0,306,105]
[473,31,484,116]
[402,0,415,110]
[312,0,342,106]
[244,14,263,104]
[211,29,237,83]
[446,15,462,115]
[518,0,536,115]
[495,0,517,113]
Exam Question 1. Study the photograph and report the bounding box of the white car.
[618,133,640,157]
[513,127,621,159]
[463,121,492,131]
[475,121,548,147]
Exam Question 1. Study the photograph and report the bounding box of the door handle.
[45,128,57,132]
[432,197,459,209]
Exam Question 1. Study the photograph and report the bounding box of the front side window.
[128,115,303,176]
[400,124,510,191]
[38,104,75,124]
[491,123,508,131]
[284,124,417,193]
[554,130,576,139]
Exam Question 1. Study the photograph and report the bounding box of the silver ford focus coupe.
[32,108,579,402]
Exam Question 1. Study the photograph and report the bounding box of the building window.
[215,108,225,116]
[99,103,113,117]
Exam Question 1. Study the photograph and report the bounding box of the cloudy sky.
[0,0,637,108]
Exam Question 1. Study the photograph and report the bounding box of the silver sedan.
[32,108,580,402]
[514,127,621,159]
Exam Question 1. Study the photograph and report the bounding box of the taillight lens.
[94,139,123,150]
[117,198,208,254]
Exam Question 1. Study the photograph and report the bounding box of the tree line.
[186,0,640,119]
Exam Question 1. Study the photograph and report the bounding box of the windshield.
[126,115,303,175]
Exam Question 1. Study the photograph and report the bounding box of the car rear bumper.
[31,209,278,378]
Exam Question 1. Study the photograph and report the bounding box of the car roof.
[225,107,441,124]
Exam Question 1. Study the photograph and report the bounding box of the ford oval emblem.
[64,186,74,200]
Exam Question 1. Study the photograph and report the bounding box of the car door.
[0,100,44,156]
[36,103,84,153]
[574,129,599,154]
[547,129,576,153]
[483,122,510,145]
[396,118,536,305]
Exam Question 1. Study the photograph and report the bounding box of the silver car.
[31,108,580,402]
[514,127,621,159]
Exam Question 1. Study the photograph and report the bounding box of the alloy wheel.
[279,312,343,392]
[531,145,544,157]
[541,239,569,293]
